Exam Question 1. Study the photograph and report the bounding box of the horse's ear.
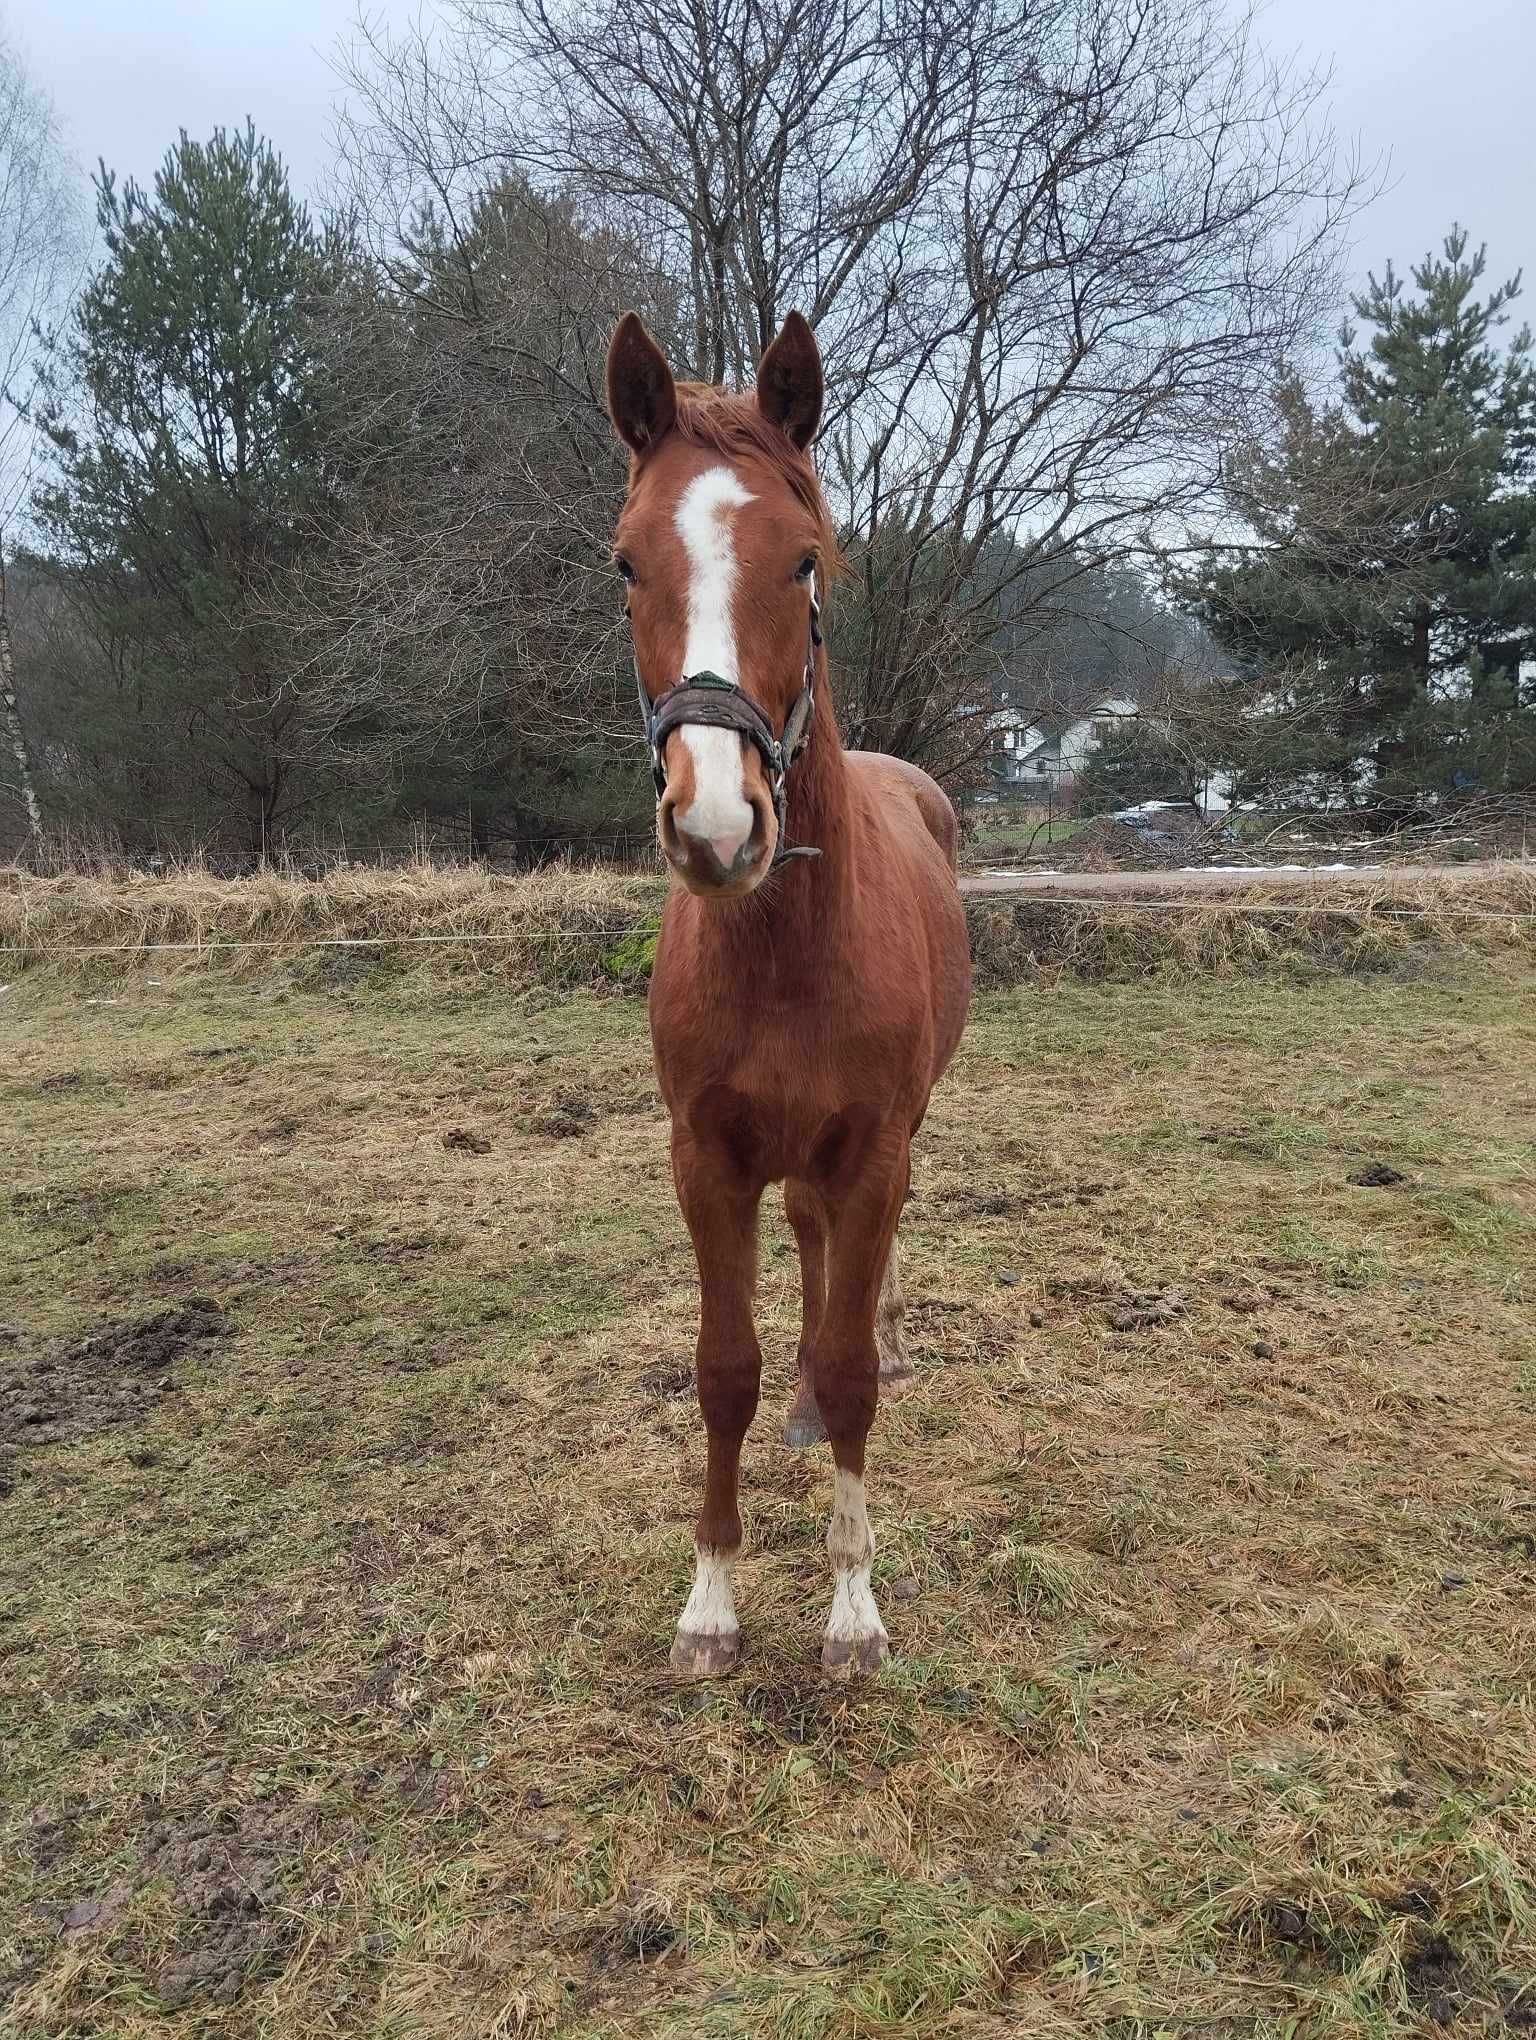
[756,311,823,449]
[607,312,678,454]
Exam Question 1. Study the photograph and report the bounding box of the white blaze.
[673,466,755,862]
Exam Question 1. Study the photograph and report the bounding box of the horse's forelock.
[638,384,841,572]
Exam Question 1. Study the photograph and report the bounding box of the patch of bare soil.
[1044,1270,1189,1331]
[137,1798,321,2009]
[1350,1161,1410,1188]
[0,1301,229,1449]
[527,1077,658,1138]
[1401,1931,1472,2027]
[942,1178,1114,1218]
[534,1089,598,1137]
[441,1125,492,1153]
[10,1789,339,2017]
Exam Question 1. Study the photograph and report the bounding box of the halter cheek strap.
[636,592,823,867]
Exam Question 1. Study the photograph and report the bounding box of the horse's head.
[606,311,831,898]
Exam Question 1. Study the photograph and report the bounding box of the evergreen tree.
[34,125,338,852]
[1074,719,1206,816]
[1188,230,1536,805]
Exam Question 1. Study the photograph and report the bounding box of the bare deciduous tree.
[322,0,1367,787]
[281,178,651,835]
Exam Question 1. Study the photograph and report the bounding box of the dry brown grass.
[966,866,1536,983]
[0,862,667,983]
[2,957,1535,2036]
[4,860,1535,992]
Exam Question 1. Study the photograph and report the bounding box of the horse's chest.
[651,982,932,1182]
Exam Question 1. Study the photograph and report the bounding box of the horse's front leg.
[671,1144,761,1675]
[813,1133,910,1676]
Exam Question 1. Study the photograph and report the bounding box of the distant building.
[989,695,1236,809]
[990,697,1140,790]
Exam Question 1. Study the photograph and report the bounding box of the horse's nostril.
[657,795,682,855]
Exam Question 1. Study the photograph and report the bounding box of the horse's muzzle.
[657,787,775,896]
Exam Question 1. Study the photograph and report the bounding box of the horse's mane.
[670,383,842,570]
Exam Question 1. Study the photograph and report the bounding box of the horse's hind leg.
[814,1134,909,1676]
[787,1181,908,1443]
[783,1178,828,1448]
[875,1236,914,1394]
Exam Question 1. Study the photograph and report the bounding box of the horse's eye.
[614,555,636,584]
[795,554,817,582]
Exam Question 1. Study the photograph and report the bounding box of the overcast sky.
[12,0,1536,324]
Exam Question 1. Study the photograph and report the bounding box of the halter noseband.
[637,591,823,866]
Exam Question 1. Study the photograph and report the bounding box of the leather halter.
[636,590,823,866]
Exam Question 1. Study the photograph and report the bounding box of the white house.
[991,697,1140,789]
[991,695,1237,809]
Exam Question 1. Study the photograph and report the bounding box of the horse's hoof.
[878,1360,916,1397]
[822,1631,889,1678]
[670,1629,740,1677]
[782,1400,827,1448]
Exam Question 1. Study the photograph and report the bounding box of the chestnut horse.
[607,310,971,1675]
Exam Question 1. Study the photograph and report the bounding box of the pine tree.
[1074,719,1205,816]
[34,125,338,853]
[1189,229,1536,805]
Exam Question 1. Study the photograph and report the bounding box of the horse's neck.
[695,707,858,976]
[784,702,850,864]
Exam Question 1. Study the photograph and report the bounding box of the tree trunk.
[246,777,274,864]
[1411,601,1431,687]
[0,588,45,851]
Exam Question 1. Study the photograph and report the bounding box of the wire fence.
[6,889,1536,962]
[7,792,1536,882]
[965,789,1536,862]
[0,826,665,881]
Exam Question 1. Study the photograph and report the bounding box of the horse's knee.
[695,1345,760,1438]
[812,1340,878,1445]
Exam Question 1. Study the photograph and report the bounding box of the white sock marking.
[678,1545,739,1639]
[672,467,755,856]
[825,1468,886,1646]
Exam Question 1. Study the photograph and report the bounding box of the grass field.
[3,948,1535,2037]
[962,813,1085,863]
